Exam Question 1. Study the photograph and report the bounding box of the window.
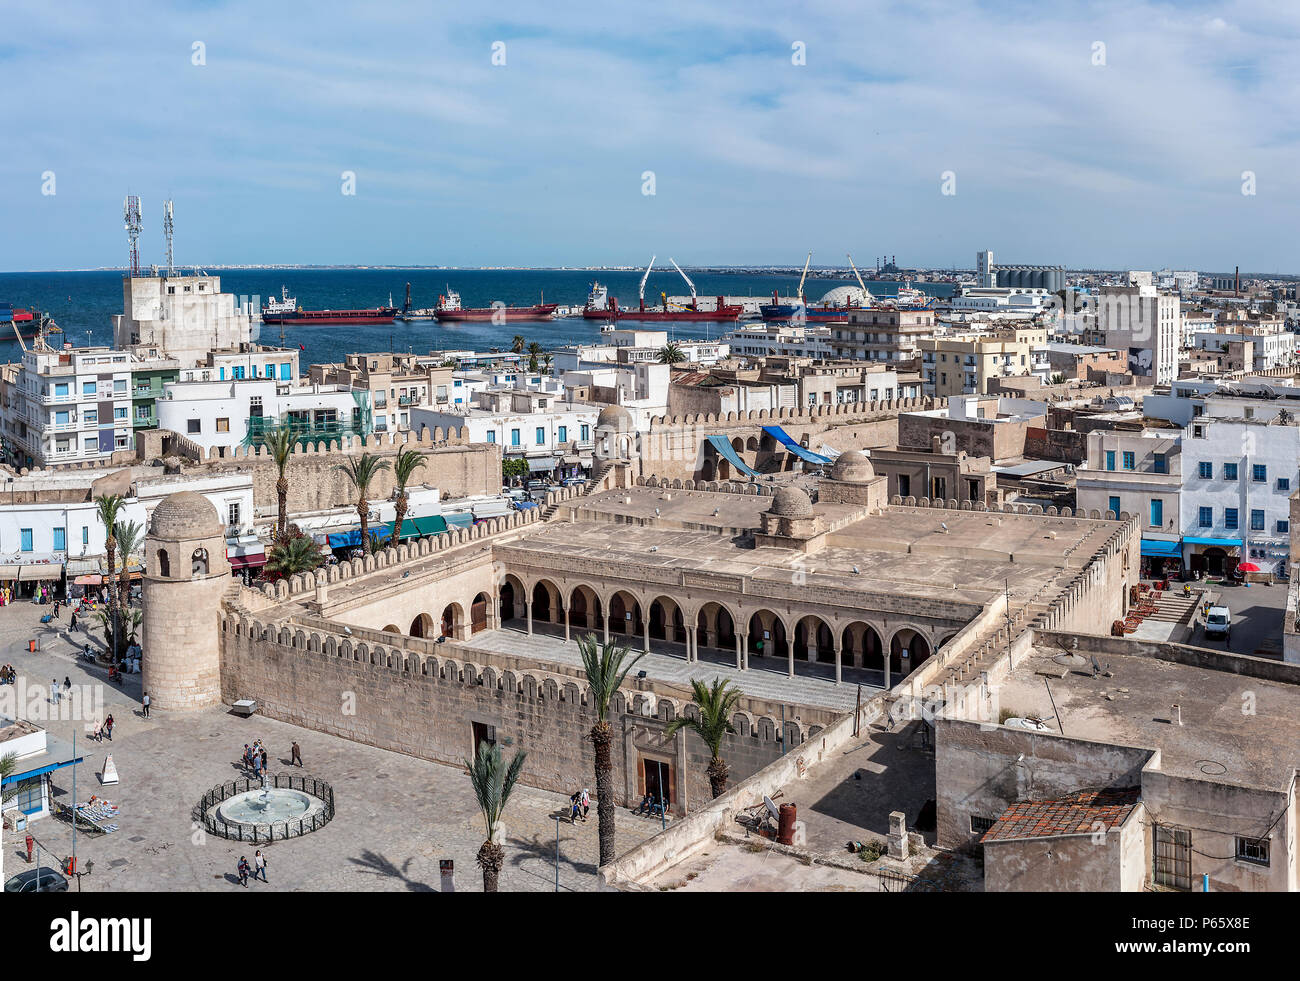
[1199,507,1213,528]
[1251,509,1265,531]
[486,431,496,444]
[1225,508,1239,530]
[1278,478,1290,492]
[81,526,89,545]
[1278,520,1290,534]
[55,410,69,426]
[187,419,201,434]
[1224,463,1238,481]
[510,429,520,447]
[52,527,65,552]
[1105,450,1115,471]
[535,427,545,445]
[558,425,567,443]
[20,528,32,552]
[191,548,209,576]
[1150,499,1163,527]
[13,777,42,816]
[580,424,590,441]
[228,503,241,528]
[114,407,127,421]
[81,381,96,396]
[83,410,97,424]
[1153,453,1167,474]
[1252,464,1267,483]
[1122,451,1135,471]
[216,418,230,433]
[1193,424,1204,437]
[113,378,127,394]
[1108,496,1121,516]
[233,366,245,380]
[1198,461,1213,479]
[969,815,995,835]
[1235,837,1270,867]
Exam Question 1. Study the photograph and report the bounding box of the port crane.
[639,256,656,308]
[795,251,813,304]
[846,253,874,306]
[667,257,699,311]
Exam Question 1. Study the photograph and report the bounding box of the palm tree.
[577,634,645,866]
[542,353,553,374]
[391,448,426,546]
[113,519,142,616]
[511,335,526,355]
[265,535,323,579]
[337,453,391,555]
[465,740,527,892]
[261,424,296,543]
[657,342,686,365]
[664,677,744,798]
[94,494,124,658]
[0,752,16,885]
[526,341,543,373]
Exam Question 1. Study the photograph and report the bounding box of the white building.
[112,272,257,367]
[1076,430,1183,574]
[725,323,833,360]
[559,361,669,431]
[1179,418,1298,575]
[411,389,600,478]
[4,347,137,468]
[155,377,364,451]
[1099,283,1180,385]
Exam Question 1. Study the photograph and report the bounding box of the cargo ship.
[260,287,397,326]
[758,252,878,323]
[433,289,558,323]
[0,304,56,343]
[582,258,743,322]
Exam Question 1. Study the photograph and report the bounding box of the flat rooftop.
[522,488,1123,609]
[996,643,1300,792]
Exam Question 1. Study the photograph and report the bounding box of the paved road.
[1187,579,1288,658]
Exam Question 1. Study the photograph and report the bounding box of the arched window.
[191,547,208,576]
[158,548,170,578]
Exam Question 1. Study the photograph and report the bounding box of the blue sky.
[1,0,1297,271]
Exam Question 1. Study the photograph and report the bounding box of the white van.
[1204,606,1231,641]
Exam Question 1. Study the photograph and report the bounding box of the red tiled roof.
[980,788,1140,843]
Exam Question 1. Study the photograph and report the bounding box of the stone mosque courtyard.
[0,602,660,892]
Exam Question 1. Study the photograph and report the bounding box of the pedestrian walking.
[254,850,268,883]
[104,714,114,741]
[50,679,59,705]
[52,601,60,620]
[142,691,151,718]
[260,748,268,775]
[569,792,582,824]
[69,612,78,632]
[290,741,303,767]
[63,677,71,696]
[237,856,251,887]
[580,788,591,822]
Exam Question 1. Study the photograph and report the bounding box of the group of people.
[236,850,269,886]
[243,741,270,777]
[0,664,15,685]
[568,788,591,823]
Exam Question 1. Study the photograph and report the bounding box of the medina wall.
[219,614,808,812]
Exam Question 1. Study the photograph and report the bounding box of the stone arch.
[607,588,644,638]
[841,621,885,671]
[470,591,491,634]
[191,547,209,576]
[648,594,685,644]
[531,579,562,624]
[792,613,836,662]
[410,612,434,639]
[499,573,525,623]
[747,609,788,661]
[889,626,932,677]
[440,601,465,639]
[696,601,737,652]
[569,583,602,630]
[156,548,171,578]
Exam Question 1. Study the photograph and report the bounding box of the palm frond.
[465,740,527,838]
[0,752,18,806]
[576,634,645,717]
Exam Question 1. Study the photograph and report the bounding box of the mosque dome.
[831,450,875,483]
[769,486,814,519]
[148,491,223,541]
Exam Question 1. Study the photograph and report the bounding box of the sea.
[0,268,954,368]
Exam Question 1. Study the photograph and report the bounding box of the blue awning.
[327,524,393,549]
[1140,539,1182,558]
[1184,536,1243,548]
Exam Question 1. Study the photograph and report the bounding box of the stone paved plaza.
[0,603,659,892]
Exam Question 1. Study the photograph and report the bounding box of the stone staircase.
[540,460,613,521]
[1141,589,1198,624]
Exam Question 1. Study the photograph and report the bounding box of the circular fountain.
[199,775,336,841]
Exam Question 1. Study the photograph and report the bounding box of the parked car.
[561,476,587,487]
[5,868,69,893]
[1203,605,1231,641]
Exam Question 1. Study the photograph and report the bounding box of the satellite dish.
[763,795,780,821]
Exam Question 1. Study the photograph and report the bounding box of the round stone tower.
[142,492,230,711]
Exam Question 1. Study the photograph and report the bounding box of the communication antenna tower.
[124,195,143,276]
[162,199,175,275]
